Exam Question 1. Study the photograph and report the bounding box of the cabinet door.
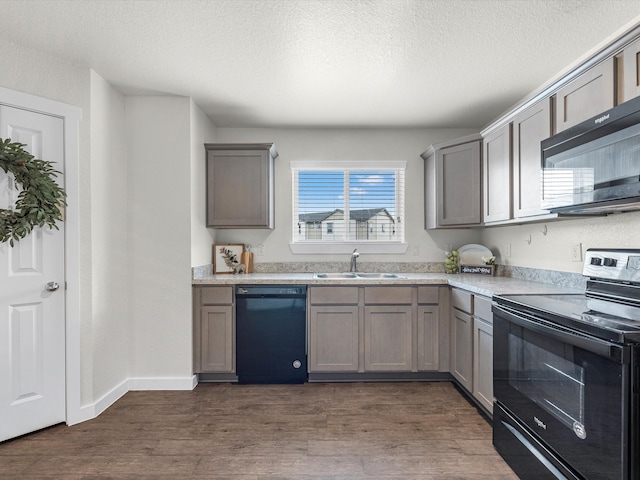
[437,140,482,226]
[308,306,359,372]
[364,306,413,371]
[206,148,274,228]
[473,317,493,413]
[512,98,552,218]
[554,57,615,133]
[483,124,512,223]
[451,308,473,391]
[199,305,234,373]
[621,36,640,103]
[417,305,439,371]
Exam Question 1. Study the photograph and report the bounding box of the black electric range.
[493,248,640,480]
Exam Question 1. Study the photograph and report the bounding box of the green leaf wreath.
[0,138,67,246]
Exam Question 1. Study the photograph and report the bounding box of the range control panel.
[583,249,640,282]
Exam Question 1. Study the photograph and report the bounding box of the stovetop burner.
[495,249,640,344]
[495,293,640,344]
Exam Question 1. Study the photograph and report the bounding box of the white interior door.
[0,106,66,442]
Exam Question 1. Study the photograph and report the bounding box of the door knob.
[45,281,60,292]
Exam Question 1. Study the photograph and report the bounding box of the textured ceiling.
[0,0,639,128]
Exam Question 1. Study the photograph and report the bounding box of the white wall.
[125,96,193,379]
[190,99,217,266]
[215,126,640,273]
[0,35,202,409]
[89,71,131,401]
[0,37,97,405]
[214,127,481,264]
[481,211,640,273]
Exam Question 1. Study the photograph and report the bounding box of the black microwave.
[541,95,640,215]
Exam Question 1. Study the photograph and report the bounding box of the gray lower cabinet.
[205,143,277,229]
[308,285,445,375]
[451,288,473,391]
[363,286,413,372]
[417,286,440,371]
[308,287,360,372]
[364,305,413,371]
[472,295,494,414]
[450,287,494,414]
[193,286,235,373]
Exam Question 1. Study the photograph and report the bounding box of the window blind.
[291,161,405,244]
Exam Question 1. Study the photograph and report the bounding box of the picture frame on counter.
[213,243,245,274]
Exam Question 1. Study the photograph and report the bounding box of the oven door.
[493,304,631,480]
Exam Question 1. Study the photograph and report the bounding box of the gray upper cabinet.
[554,57,615,133]
[205,143,278,229]
[512,98,552,219]
[423,135,482,229]
[482,124,512,223]
[620,36,640,103]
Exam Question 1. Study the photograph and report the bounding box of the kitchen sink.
[313,272,406,279]
[354,273,405,279]
[314,273,358,279]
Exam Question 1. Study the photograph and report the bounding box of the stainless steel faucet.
[349,248,360,272]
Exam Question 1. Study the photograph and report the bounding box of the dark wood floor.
[0,381,518,479]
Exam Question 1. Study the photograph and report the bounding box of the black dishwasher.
[235,285,307,384]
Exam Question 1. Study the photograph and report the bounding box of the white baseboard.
[128,375,198,391]
[67,375,197,426]
[94,378,129,418]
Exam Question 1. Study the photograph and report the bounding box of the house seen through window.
[291,162,405,245]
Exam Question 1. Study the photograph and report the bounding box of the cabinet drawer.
[309,287,359,305]
[364,286,412,305]
[474,295,493,323]
[451,288,473,313]
[417,286,439,304]
[200,286,233,305]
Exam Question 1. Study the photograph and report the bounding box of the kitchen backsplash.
[192,262,586,290]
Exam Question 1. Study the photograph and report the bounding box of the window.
[291,161,406,253]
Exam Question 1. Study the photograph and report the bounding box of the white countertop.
[192,272,582,298]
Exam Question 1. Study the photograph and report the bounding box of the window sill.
[289,242,409,255]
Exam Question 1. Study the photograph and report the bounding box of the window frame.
[289,160,408,255]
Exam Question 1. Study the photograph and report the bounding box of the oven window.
[509,332,585,434]
[494,309,629,479]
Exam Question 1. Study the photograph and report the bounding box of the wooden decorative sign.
[459,264,495,275]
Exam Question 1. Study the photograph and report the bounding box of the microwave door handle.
[495,305,629,364]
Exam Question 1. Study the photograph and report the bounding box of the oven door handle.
[494,305,629,364]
